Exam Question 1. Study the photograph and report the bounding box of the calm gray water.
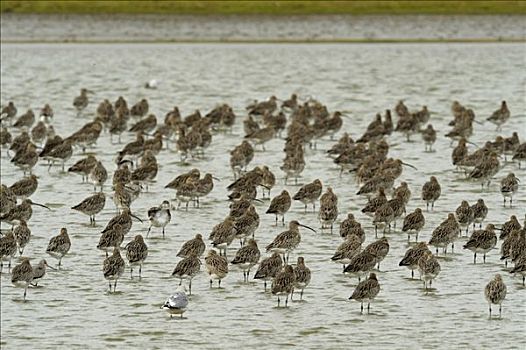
[1,14,525,41]
[1,42,525,349]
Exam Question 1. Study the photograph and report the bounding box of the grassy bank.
[1,1,525,15]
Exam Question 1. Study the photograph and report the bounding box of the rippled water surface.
[1,42,525,349]
[1,14,525,41]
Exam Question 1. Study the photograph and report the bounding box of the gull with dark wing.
[161,285,189,318]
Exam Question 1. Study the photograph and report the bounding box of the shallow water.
[0,42,525,349]
[1,14,525,41]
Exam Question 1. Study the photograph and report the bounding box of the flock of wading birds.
[0,91,525,319]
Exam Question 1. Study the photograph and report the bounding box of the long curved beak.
[259,184,271,190]
[473,119,484,125]
[130,213,143,223]
[466,141,478,147]
[212,176,221,181]
[299,223,316,233]
[401,161,418,170]
[45,263,57,270]
[253,198,264,203]
[32,202,51,210]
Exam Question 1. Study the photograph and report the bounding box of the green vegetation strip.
[2,1,525,15]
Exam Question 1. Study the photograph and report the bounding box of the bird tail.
[399,257,411,266]
[331,253,342,261]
